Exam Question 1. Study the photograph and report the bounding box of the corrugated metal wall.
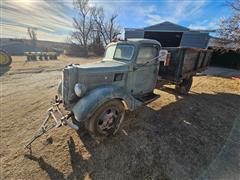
[124,29,144,38]
[125,22,210,49]
[180,32,209,49]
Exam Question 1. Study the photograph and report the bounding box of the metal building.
[125,21,211,49]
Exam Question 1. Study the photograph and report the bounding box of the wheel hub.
[98,108,118,132]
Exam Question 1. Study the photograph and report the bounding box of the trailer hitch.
[24,96,79,153]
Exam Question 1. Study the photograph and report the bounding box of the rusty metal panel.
[203,51,213,66]
[197,51,206,68]
[158,47,182,79]
[182,49,200,73]
[159,47,212,82]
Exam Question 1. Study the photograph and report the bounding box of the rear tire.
[0,50,12,67]
[85,99,125,137]
[175,76,193,95]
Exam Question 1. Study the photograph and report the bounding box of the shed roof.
[144,21,190,32]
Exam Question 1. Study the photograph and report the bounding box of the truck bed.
[158,47,212,83]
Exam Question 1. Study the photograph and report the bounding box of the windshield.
[104,44,134,61]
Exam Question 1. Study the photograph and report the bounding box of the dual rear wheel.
[175,76,193,95]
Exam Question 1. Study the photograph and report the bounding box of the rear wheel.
[85,99,125,137]
[175,76,193,95]
[0,50,12,67]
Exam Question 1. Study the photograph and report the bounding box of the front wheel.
[175,76,193,95]
[85,99,125,137]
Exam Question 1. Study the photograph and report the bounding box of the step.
[135,93,160,104]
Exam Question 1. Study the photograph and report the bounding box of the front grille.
[63,68,69,106]
[62,65,78,106]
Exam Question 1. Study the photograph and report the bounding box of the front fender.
[72,85,142,122]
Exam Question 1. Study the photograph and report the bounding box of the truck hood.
[78,60,129,73]
[60,60,130,105]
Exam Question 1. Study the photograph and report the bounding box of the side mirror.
[158,50,168,62]
[159,50,171,66]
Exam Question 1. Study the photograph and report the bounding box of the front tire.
[85,99,125,137]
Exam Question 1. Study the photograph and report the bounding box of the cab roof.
[109,38,161,47]
[126,38,160,45]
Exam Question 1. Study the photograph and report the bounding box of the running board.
[135,93,160,104]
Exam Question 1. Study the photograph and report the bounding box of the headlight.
[74,83,86,97]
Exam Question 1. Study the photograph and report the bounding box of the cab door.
[130,44,160,95]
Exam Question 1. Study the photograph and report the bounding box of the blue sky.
[1,0,232,42]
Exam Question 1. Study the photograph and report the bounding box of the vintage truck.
[25,38,212,148]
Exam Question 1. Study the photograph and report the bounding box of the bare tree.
[72,0,95,53]
[93,8,120,45]
[93,7,108,45]
[229,0,240,11]
[218,0,240,46]
[105,14,120,43]
[71,0,121,56]
[27,27,37,46]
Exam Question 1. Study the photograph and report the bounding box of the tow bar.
[24,96,79,153]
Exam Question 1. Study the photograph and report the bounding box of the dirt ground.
[0,56,240,180]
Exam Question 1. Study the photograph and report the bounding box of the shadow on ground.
[0,66,11,76]
[25,91,240,180]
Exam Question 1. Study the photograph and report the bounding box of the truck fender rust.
[72,85,142,122]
